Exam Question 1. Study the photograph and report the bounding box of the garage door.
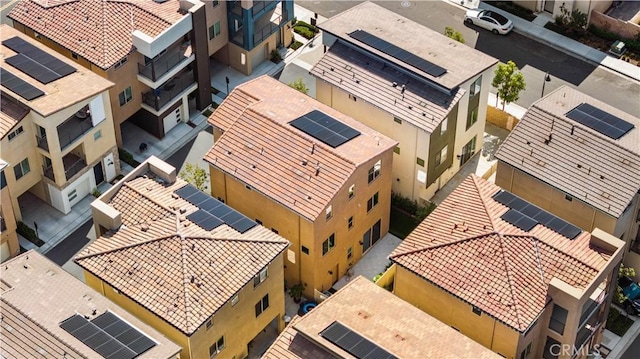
[163,107,181,135]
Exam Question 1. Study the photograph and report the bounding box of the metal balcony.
[142,70,195,111]
[62,152,87,181]
[58,107,93,150]
[138,45,192,82]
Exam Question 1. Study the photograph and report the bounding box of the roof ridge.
[75,233,178,260]
[179,234,193,334]
[496,233,528,331]
[121,181,177,216]
[390,231,495,259]
[471,174,499,230]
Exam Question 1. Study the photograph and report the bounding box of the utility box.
[609,40,627,58]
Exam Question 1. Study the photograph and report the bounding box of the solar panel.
[320,321,397,359]
[566,103,634,140]
[60,312,155,359]
[348,30,447,78]
[290,110,361,148]
[3,36,76,83]
[186,209,224,231]
[492,190,582,239]
[0,67,45,100]
[175,184,199,199]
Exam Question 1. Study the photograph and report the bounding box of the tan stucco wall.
[0,186,20,261]
[206,0,230,57]
[226,27,290,75]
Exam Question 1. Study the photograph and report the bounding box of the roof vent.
[226,150,232,155]
[392,82,397,87]
[141,224,149,232]
[301,160,307,166]
[401,85,406,94]
[315,164,320,176]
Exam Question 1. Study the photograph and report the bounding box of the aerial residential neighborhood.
[0,0,639,358]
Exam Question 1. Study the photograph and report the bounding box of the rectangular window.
[301,246,309,255]
[466,106,479,129]
[549,304,568,335]
[368,160,381,184]
[347,246,353,259]
[114,57,128,69]
[440,118,448,135]
[209,21,221,40]
[543,336,560,359]
[565,194,573,201]
[367,192,379,212]
[435,145,448,167]
[94,130,102,140]
[470,76,482,97]
[255,294,269,317]
[520,342,532,359]
[326,205,332,220]
[71,52,79,59]
[416,157,425,167]
[7,126,24,141]
[13,158,30,180]
[209,336,225,358]
[253,267,268,287]
[394,117,402,124]
[231,294,239,306]
[472,306,481,315]
[393,146,400,154]
[348,184,355,199]
[322,234,335,255]
[118,86,132,106]
[348,216,353,230]
[206,319,213,329]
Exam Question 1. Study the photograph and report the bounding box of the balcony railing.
[62,153,86,181]
[58,109,93,150]
[254,14,283,45]
[138,45,191,82]
[43,165,55,182]
[142,70,195,111]
[252,0,277,16]
[36,135,49,152]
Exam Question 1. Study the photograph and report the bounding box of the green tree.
[491,60,526,110]
[289,78,308,95]
[179,163,209,192]
[444,26,465,44]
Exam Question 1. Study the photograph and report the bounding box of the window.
[347,246,353,259]
[435,145,448,167]
[94,130,102,140]
[322,234,335,255]
[348,93,357,101]
[209,21,221,40]
[206,319,213,330]
[470,76,482,97]
[34,32,41,39]
[348,216,353,230]
[368,160,381,184]
[13,158,30,180]
[301,246,309,255]
[440,118,448,135]
[326,205,332,220]
[416,157,425,167]
[472,306,481,316]
[231,294,239,306]
[71,52,79,59]
[209,336,225,358]
[255,294,269,317]
[348,184,355,199]
[113,57,128,69]
[520,342,532,359]
[7,126,24,141]
[543,336,560,359]
[254,267,268,287]
[118,86,132,106]
[549,304,568,335]
[394,117,402,124]
[367,192,379,212]
[565,194,573,201]
[393,146,400,154]
[245,184,252,191]
[466,106,479,129]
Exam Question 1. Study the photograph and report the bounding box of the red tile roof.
[75,173,289,335]
[495,86,640,218]
[391,175,613,332]
[8,0,185,69]
[205,75,397,221]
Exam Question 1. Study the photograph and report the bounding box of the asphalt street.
[45,220,92,266]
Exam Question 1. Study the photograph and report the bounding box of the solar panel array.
[348,30,447,78]
[566,103,634,140]
[60,312,156,359]
[493,191,582,239]
[175,184,257,233]
[3,36,76,84]
[0,67,44,100]
[289,110,361,148]
[320,321,397,359]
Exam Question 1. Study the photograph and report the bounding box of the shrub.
[92,188,102,198]
[444,26,465,44]
[606,307,634,336]
[118,148,140,167]
[290,40,303,51]
[17,221,44,247]
[294,20,318,33]
[270,49,282,63]
[485,1,536,21]
[294,26,315,40]
[391,193,437,224]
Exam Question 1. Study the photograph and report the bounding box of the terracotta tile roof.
[264,276,501,359]
[495,86,640,218]
[311,42,465,133]
[204,75,397,221]
[8,0,186,69]
[75,173,289,336]
[0,92,29,140]
[391,175,613,332]
[1,251,181,358]
[318,2,497,90]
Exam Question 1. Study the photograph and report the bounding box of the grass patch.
[17,221,44,247]
[606,307,634,336]
[485,1,536,21]
[290,40,303,51]
[390,207,419,239]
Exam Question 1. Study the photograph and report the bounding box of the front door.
[93,162,104,185]
[372,220,381,246]
[544,0,555,13]
[362,229,371,253]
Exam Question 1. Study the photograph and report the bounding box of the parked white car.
[464,9,514,35]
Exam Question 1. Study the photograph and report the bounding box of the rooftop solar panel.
[348,30,447,78]
[501,209,538,232]
[5,54,61,84]
[566,103,634,140]
[320,321,397,359]
[3,36,76,82]
[290,110,361,148]
[0,68,45,101]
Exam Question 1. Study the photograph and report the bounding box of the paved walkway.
[479,2,640,82]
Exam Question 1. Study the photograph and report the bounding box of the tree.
[289,78,309,95]
[491,60,526,110]
[179,163,209,192]
[444,26,465,44]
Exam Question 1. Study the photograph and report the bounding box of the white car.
[464,9,514,35]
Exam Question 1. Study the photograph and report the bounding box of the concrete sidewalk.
[479,2,640,82]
